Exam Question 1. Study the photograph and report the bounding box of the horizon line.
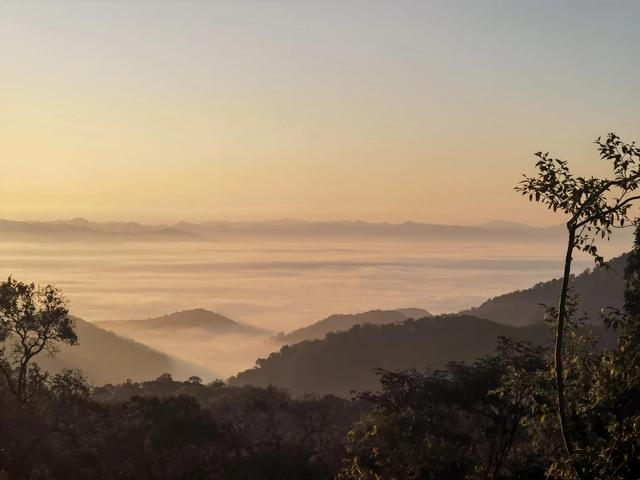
[0,216,562,229]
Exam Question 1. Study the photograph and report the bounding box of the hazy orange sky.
[1,1,639,225]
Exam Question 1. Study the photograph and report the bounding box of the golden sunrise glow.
[1,2,638,225]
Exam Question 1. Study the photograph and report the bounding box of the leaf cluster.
[516,133,640,264]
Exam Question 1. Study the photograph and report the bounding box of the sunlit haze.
[2,1,639,224]
[4,4,640,476]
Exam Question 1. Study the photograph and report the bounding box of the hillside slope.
[465,254,627,326]
[96,309,276,379]
[36,317,216,385]
[229,315,549,397]
[230,255,630,397]
[278,308,431,344]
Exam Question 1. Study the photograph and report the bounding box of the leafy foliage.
[515,133,640,479]
[338,339,547,480]
[517,133,640,264]
[512,224,640,480]
[0,277,76,403]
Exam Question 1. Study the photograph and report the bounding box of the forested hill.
[228,315,549,397]
[278,308,431,344]
[464,254,627,326]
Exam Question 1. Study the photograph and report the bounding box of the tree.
[508,224,640,480]
[338,339,546,480]
[0,277,77,403]
[516,133,640,479]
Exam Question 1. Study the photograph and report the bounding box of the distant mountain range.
[38,317,216,385]
[277,308,431,344]
[0,218,584,243]
[98,308,269,336]
[0,218,199,241]
[171,219,569,242]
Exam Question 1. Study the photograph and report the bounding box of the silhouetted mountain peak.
[98,308,269,335]
[395,307,432,319]
[66,217,91,225]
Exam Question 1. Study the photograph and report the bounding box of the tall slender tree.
[516,133,640,479]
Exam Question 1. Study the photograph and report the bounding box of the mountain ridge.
[97,308,269,335]
[463,254,627,326]
[0,218,586,243]
[277,308,431,344]
[229,314,551,397]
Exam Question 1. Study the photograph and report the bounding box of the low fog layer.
[0,219,631,379]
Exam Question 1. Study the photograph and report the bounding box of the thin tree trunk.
[555,224,584,480]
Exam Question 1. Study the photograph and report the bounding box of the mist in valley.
[0,221,630,380]
[4,1,640,476]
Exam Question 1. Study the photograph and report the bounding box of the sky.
[1,0,639,225]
